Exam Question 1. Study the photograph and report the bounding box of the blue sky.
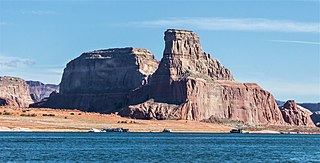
[0,0,319,102]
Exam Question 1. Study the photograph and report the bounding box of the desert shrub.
[42,114,55,116]
[117,120,137,124]
[20,113,37,117]
[3,112,12,115]
[78,113,81,115]
[70,113,75,115]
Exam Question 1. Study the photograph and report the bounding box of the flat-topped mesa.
[33,47,159,113]
[164,29,203,58]
[60,47,158,94]
[83,47,155,60]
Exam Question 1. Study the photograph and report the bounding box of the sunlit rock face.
[0,76,33,107]
[280,100,315,127]
[120,29,285,125]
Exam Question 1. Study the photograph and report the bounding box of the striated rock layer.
[0,76,33,107]
[33,29,312,127]
[280,100,315,127]
[27,81,59,102]
[31,47,159,113]
[120,29,284,125]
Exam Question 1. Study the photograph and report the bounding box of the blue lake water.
[0,132,319,162]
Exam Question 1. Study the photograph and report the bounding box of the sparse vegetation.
[70,113,75,115]
[117,120,137,124]
[3,112,12,115]
[22,110,30,113]
[20,113,37,117]
[42,114,55,116]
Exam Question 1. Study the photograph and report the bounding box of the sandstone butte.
[0,76,33,107]
[26,29,315,127]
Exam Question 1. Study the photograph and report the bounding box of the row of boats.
[89,127,129,132]
[90,128,243,133]
[89,127,172,133]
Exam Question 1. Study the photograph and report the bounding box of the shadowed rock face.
[26,81,59,102]
[120,29,284,125]
[311,112,320,127]
[280,100,315,127]
[0,76,33,107]
[31,47,159,113]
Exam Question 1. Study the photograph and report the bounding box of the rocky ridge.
[0,76,33,107]
[280,100,315,127]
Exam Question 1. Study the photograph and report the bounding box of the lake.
[0,132,319,162]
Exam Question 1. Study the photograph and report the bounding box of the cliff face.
[26,81,59,102]
[0,76,33,107]
[280,100,315,127]
[120,29,284,125]
[31,47,159,113]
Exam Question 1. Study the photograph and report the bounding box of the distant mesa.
[28,29,317,127]
[26,81,59,103]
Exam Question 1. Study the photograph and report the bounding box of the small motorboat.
[101,127,129,132]
[230,129,243,133]
[89,128,101,132]
[162,128,172,133]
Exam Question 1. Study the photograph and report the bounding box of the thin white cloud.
[0,22,7,26]
[0,55,35,69]
[20,10,57,15]
[133,17,320,33]
[268,40,320,45]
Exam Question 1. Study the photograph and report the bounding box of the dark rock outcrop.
[311,112,320,127]
[0,76,33,107]
[280,100,315,127]
[26,81,59,102]
[31,47,159,113]
[120,29,284,125]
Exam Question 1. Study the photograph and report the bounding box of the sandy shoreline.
[1,107,319,134]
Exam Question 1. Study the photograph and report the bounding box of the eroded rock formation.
[0,76,33,107]
[280,100,315,127]
[120,29,284,125]
[33,29,313,127]
[26,81,59,102]
[31,47,159,113]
